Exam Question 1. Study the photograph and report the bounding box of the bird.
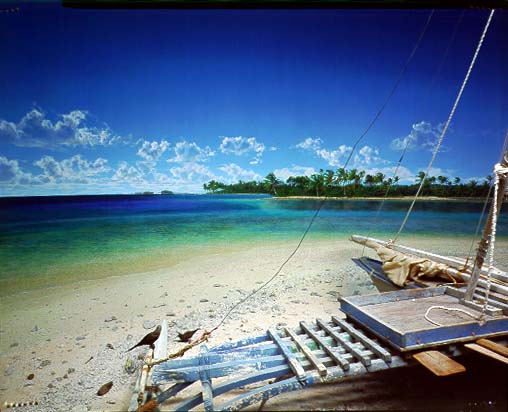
[127,325,162,352]
[177,329,199,343]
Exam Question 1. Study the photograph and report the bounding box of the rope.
[203,11,437,335]
[479,161,508,319]
[341,10,435,170]
[360,135,412,257]
[149,9,436,348]
[424,305,480,326]
[394,9,496,242]
[209,198,326,334]
[463,184,493,270]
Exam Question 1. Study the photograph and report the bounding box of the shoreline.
[270,195,503,202]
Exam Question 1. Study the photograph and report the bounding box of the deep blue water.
[0,194,506,295]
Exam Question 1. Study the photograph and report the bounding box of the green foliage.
[202,168,491,198]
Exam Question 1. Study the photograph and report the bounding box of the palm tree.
[364,174,375,186]
[307,173,325,197]
[485,175,494,186]
[416,171,426,184]
[322,169,335,194]
[263,172,281,196]
[374,172,385,186]
[453,177,461,185]
[437,175,449,186]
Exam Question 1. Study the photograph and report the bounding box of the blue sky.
[0,6,507,196]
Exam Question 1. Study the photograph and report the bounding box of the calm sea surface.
[1,194,506,296]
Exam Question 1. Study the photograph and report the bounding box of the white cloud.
[137,140,170,162]
[169,162,217,184]
[390,121,444,152]
[0,156,40,185]
[168,141,215,163]
[295,137,323,151]
[112,162,147,184]
[35,155,110,183]
[0,109,123,148]
[218,163,262,183]
[273,166,317,181]
[316,145,352,167]
[219,136,268,165]
[353,145,388,167]
[294,137,353,167]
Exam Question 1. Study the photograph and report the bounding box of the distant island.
[203,168,497,199]
[134,190,174,195]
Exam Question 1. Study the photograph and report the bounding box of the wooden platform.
[340,287,508,351]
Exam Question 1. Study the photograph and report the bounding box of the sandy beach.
[1,237,507,411]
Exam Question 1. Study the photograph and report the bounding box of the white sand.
[1,237,507,411]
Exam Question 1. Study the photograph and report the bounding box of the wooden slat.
[476,338,508,357]
[267,329,306,380]
[317,319,371,367]
[413,350,466,376]
[199,345,214,412]
[300,322,350,371]
[331,316,392,363]
[465,343,508,365]
[284,327,327,376]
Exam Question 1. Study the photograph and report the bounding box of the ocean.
[1,194,506,296]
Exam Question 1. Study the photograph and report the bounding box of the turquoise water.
[0,194,506,296]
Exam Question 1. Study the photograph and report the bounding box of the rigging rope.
[479,159,508,320]
[341,10,435,170]
[360,134,413,257]
[174,10,437,341]
[393,9,495,242]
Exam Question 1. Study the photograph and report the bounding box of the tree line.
[203,168,494,198]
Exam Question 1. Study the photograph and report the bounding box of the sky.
[0,5,507,196]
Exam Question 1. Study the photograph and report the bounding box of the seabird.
[127,325,162,351]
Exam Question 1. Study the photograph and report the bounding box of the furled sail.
[361,239,451,287]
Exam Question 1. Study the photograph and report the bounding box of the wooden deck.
[340,287,508,351]
[365,293,494,332]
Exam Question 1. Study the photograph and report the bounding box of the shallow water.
[1,194,506,295]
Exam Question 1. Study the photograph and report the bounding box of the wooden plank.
[413,350,466,376]
[317,319,371,367]
[284,327,327,376]
[267,329,306,380]
[300,322,350,371]
[465,343,508,365]
[331,316,392,363]
[475,339,508,358]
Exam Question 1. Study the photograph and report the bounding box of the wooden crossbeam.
[465,343,508,365]
[268,329,306,380]
[317,319,371,367]
[413,350,466,376]
[284,327,327,376]
[476,338,508,357]
[300,322,350,371]
[331,316,392,363]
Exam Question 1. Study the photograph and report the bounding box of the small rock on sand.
[104,316,117,322]
[143,320,157,329]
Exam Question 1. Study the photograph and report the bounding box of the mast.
[463,142,508,302]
